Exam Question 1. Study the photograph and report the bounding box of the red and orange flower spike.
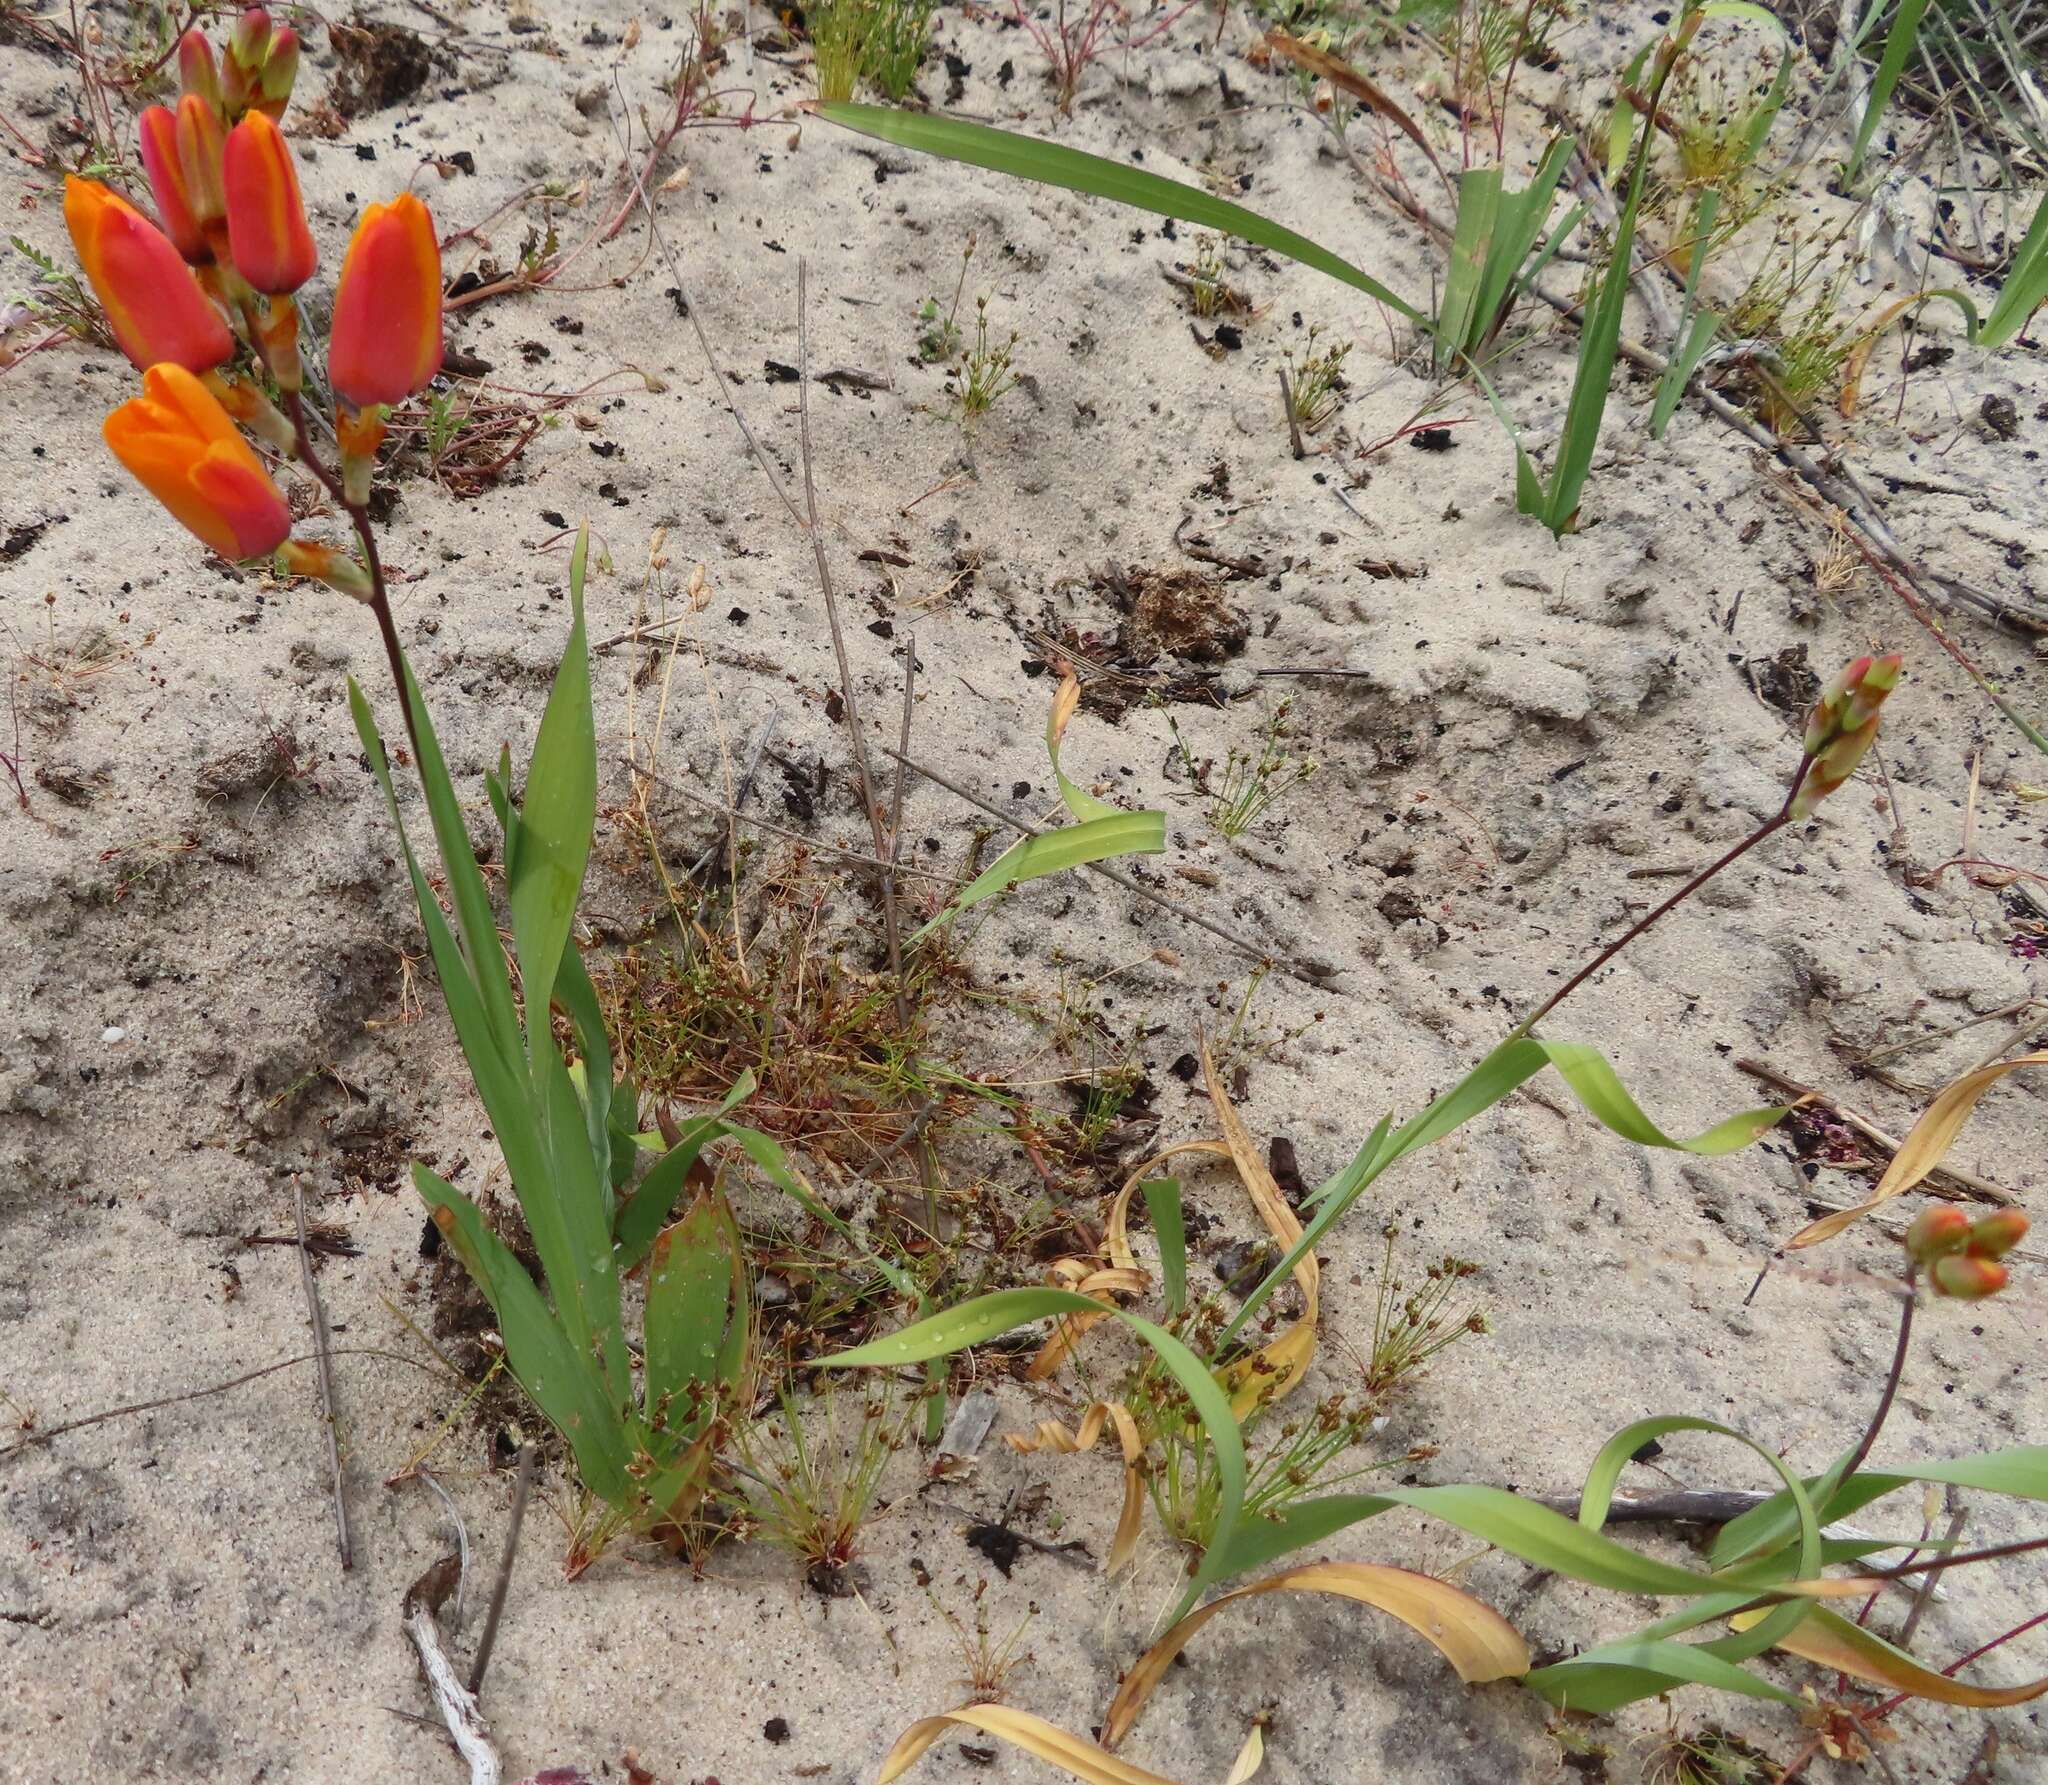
[103,364,293,561]
[223,112,317,296]
[177,27,223,113]
[174,92,230,249]
[63,177,232,374]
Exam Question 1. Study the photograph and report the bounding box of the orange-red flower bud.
[177,28,223,112]
[1929,1254,2008,1301]
[63,177,233,373]
[1966,1209,2029,1261]
[138,105,207,264]
[328,194,443,408]
[1791,653,1904,819]
[103,363,293,561]
[1904,1205,1971,1266]
[254,27,300,120]
[222,8,272,113]
[223,112,316,294]
[175,92,228,234]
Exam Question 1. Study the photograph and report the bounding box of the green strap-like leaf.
[817,102,1423,325]
[414,1164,633,1504]
[613,1074,759,1269]
[1142,1178,1187,1317]
[508,525,596,1065]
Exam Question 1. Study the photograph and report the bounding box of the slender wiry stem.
[1507,770,1807,1041]
[1843,1281,1916,1484]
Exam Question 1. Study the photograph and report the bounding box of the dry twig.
[294,1177,351,1571]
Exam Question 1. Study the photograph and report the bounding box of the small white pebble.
[102,1026,126,1043]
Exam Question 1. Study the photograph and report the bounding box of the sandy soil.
[3,3,2046,1782]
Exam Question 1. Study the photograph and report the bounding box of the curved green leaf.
[817,102,1423,324]
[821,1287,1244,1620]
[508,524,596,1063]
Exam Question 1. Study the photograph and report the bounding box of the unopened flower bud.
[278,539,374,601]
[1904,1205,1971,1265]
[178,29,223,113]
[255,27,300,119]
[222,8,272,115]
[1966,1210,2029,1261]
[1791,653,1904,819]
[1930,1254,2008,1301]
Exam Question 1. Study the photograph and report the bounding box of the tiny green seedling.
[916,233,976,364]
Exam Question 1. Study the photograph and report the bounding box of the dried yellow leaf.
[1790,1050,2046,1247]
[1103,1562,1530,1748]
[879,1704,1184,1785]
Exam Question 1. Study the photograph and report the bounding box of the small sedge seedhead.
[1790,653,1902,818]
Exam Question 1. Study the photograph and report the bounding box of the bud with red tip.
[1791,654,1905,819]
[329,193,444,409]
[1965,1209,2028,1261]
[278,539,374,601]
[1904,1205,1971,1266]
[63,176,233,373]
[138,104,208,263]
[1930,1254,2008,1301]
[177,28,223,113]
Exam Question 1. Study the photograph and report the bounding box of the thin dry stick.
[403,1556,501,1785]
[625,756,955,883]
[0,1348,448,1462]
[294,1176,352,1572]
[879,743,1338,987]
[1733,1057,2016,1205]
[797,258,914,1037]
[467,1444,536,1697]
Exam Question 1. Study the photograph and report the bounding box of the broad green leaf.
[382,654,524,1065]
[534,1033,631,1407]
[414,1164,633,1503]
[508,525,596,1063]
[644,1192,746,1450]
[1436,168,1503,371]
[820,1287,1244,1620]
[1141,1178,1187,1317]
[817,102,1423,324]
[1979,196,2048,347]
[351,683,553,1205]
[1524,1638,1799,1714]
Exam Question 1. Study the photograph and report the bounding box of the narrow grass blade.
[414,1164,633,1504]
[816,103,1423,324]
[1140,1179,1186,1316]
[914,669,1164,939]
[507,524,596,1062]
[1979,190,2048,348]
[1103,1562,1528,1747]
[534,1034,631,1406]
[1523,1638,1800,1714]
[1848,0,1933,181]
